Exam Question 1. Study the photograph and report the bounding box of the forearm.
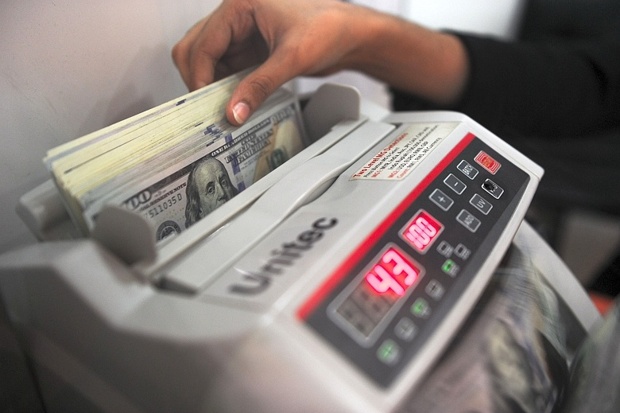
[344,7,469,106]
[457,35,620,137]
[392,34,620,138]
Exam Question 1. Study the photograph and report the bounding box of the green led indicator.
[411,298,430,318]
[442,259,460,277]
[377,340,401,365]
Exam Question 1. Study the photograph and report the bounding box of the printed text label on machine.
[229,217,338,295]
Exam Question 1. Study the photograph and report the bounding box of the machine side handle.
[302,83,361,142]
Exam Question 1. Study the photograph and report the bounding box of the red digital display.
[400,210,444,253]
[329,245,425,344]
[365,246,422,297]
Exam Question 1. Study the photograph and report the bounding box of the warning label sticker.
[351,122,459,180]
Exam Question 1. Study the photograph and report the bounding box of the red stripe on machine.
[297,133,476,320]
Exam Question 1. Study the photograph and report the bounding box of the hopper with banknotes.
[45,69,307,244]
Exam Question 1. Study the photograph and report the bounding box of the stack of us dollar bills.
[45,69,307,244]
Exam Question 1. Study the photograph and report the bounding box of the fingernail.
[232,101,250,124]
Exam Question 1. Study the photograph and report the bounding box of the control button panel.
[302,134,530,387]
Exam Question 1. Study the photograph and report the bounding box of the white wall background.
[0,0,220,253]
[401,0,525,37]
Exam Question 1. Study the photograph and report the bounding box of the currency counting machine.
[0,84,602,412]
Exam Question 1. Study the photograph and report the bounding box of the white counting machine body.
[0,84,600,412]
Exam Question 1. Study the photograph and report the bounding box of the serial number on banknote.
[147,193,184,219]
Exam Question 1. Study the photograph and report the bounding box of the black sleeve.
[392,34,620,139]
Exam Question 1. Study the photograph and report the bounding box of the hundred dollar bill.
[76,86,294,211]
[82,95,306,243]
[45,70,255,234]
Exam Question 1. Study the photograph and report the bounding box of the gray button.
[444,174,467,195]
[430,188,454,211]
[457,209,481,232]
[454,244,471,260]
[426,280,445,300]
[470,193,493,215]
[437,240,454,258]
[394,318,418,341]
[457,160,479,180]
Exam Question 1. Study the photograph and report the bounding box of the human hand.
[172,0,370,125]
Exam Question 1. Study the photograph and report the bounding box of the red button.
[474,151,501,174]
